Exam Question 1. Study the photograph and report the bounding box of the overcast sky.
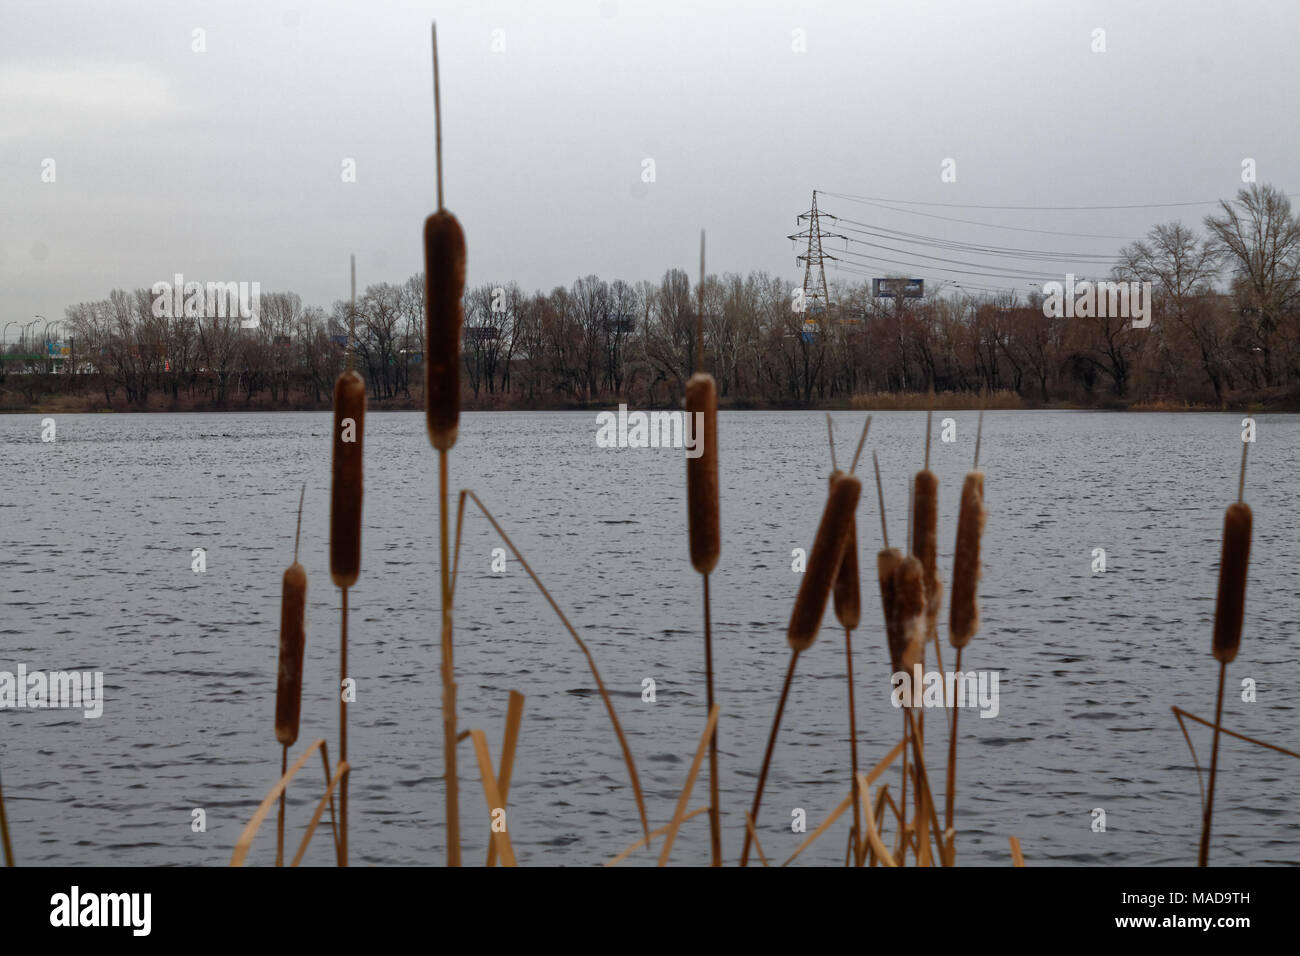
[2,0,1297,336]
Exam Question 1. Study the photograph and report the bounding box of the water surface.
[1,410,1296,865]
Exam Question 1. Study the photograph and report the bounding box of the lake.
[0,409,1296,866]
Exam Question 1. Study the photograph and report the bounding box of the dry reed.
[290,760,349,867]
[486,691,525,867]
[658,704,720,866]
[450,489,650,843]
[470,730,518,867]
[231,739,339,867]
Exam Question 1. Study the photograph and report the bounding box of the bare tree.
[1204,184,1300,387]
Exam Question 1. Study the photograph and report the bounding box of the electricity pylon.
[789,190,844,315]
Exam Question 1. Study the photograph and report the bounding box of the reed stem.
[899,709,908,865]
[845,626,862,866]
[703,573,722,867]
[0,768,13,866]
[697,230,705,372]
[1238,440,1248,503]
[944,645,962,856]
[432,22,443,211]
[1198,661,1227,866]
[905,707,945,865]
[924,406,932,471]
[741,650,799,867]
[294,483,305,563]
[439,448,461,866]
[826,414,838,473]
[849,415,871,474]
[1173,705,1300,761]
[872,451,888,549]
[276,745,287,866]
[339,587,349,866]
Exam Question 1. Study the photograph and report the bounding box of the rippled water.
[1,410,1297,866]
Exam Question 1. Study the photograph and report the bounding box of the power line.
[832,242,1075,282]
[801,187,1146,301]
[822,194,1138,240]
[821,189,1300,211]
[835,218,1118,262]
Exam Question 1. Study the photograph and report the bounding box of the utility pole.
[789,190,844,317]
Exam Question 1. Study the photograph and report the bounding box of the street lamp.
[23,319,42,353]
[43,320,65,372]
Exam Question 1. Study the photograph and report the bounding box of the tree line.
[6,184,1299,411]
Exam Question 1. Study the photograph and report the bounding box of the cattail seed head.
[330,370,366,589]
[911,469,942,632]
[949,471,985,648]
[424,210,466,451]
[788,474,862,652]
[892,555,926,676]
[685,372,720,574]
[877,548,904,671]
[828,470,860,630]
[275,562,307,746]
[1212,502,1252,664]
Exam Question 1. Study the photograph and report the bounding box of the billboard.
[873,278,924,298]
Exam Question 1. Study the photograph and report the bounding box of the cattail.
[893,555,926,675]
[330,370,366,589]
[877,547,905,671]
[911,469,942,635]
[829,470,861,630]
[1212,502,1252,664]
[949,471,986,648]
[275,562,307,746]
[685,372,720,574]
[788,474,861,652]
[424,210,467,451]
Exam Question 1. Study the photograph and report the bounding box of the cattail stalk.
[330,352,365,866]
[0,768,13,866]
[944,412,986,856]
[688,230,723,866]
[275,485,308,867]
[1199,443,1251,866]
[830,414,870,864]
[740,652,799,868]
[742,472,861,866]
[425,22,468,866]
[872,450,912,860]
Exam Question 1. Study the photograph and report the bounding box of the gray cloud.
[2,0,1296,334]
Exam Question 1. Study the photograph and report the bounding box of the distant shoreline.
[2,396,1291,415]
